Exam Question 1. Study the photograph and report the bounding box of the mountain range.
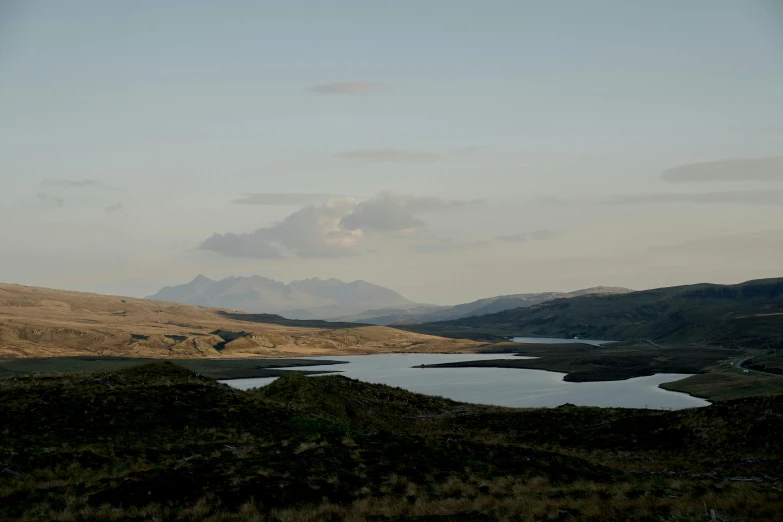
[147,275,633,323]
[146,275,418,320]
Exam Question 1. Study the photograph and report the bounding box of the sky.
[1,0,783,305]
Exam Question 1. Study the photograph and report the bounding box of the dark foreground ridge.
[0,356,345,380]
[1,362,782,521]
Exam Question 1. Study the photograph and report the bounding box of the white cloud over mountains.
[199,192,483,259]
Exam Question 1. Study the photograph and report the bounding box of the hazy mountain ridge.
[335,286,633,325]
[146,275,418,319]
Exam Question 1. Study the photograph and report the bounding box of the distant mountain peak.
[146,275,416,319]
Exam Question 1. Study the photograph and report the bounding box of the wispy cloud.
[662,157,783,183]
[408,238,492,254]
[409,230,558,254]
[42,179,99,188]
[37,192,64,207]
[496,230,559,243]
[661,230,783,256]
[307,81,384,95]
[338,149,440,163]
[199,232,285,259]
[104,202,123,213]
[604,190,783,206]
[231,193,342,206]
[451,146,489,156]
[341,193,481,233]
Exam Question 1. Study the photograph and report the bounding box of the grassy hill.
[397,278,783,348]
[0,282,479,359]
[1,363,782,521]
[333,286,633,325]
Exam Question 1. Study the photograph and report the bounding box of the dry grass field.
[0,283,480,359]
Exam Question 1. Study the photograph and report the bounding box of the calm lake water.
[220,354,708,410]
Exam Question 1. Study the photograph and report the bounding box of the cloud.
[409,238,492,254]
[104,203,123,213]
[259,198,364,258]
[37,192,64,207]
[662,157,783,183]
[604,190,783,206]
[409,230,558,254]
[42,179,99,188]
[496,230,559,243]
[199,232,284,259]
[200,198,362,259]
[231,193,341,206]
[200,192,481,259]
[341,192,479,233]
[307,81,384,95]
[338,149,440,163]
[659,230,783,257]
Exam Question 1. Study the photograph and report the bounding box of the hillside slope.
[335,286,633,325]
[397,278,783,347]
[0,283,479,358]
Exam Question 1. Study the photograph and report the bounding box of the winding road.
[733,355,782,377]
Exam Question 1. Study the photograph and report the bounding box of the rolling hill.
[397,277,783,347]
[0,283,479,359]
[333,286,633,325]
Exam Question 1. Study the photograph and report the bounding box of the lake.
[220,354,708,410]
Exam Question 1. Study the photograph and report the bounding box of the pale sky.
[1,1,783,304]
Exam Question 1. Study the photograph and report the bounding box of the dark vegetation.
[0,356,344,380]
[424,342,743,382]
[661,368,783,402]
[397,278,783,348]
[746,353,783,376]
[2,362,782,521]
[218,311,370,329]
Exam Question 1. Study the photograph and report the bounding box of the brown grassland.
[0,283,479,359]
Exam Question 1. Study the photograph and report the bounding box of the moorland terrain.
[0,283,479,360]
[4,280,783,401]
[1,362,782,521]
